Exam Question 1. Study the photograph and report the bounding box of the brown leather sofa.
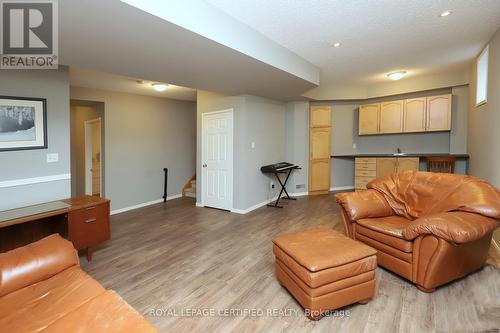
[335,171,500,292]
[0,234,158,333]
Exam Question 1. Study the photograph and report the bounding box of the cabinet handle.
[85,206,96,211]
[85,218,97,224]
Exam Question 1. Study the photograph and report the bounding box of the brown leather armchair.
[335,171,500,292]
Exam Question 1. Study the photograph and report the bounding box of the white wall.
[285,101,309,193]
[0,67,71,210]
[71,87,196,212]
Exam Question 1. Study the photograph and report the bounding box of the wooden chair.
[426,156,456,173]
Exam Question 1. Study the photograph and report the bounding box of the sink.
[393,153,408,156]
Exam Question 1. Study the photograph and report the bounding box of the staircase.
[183,176,196,198]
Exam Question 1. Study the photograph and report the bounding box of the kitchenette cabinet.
[359,94,452,135]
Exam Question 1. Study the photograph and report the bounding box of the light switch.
[353,143,357,149]
[46,153,59,163]
[251,141,256,149]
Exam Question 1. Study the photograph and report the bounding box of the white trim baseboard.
[289,191,309,197]
[231,195,280,214]
[330,186,355,192]
[111,194,182,215]
[0,174,71,189]
[195,202,204,207]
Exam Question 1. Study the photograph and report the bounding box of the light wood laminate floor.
[82,195,500,333]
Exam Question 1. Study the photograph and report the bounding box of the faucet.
[396,147,402,154]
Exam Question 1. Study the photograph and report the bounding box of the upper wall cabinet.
[426,94,452,131]
[404,97,426,133]
[359,104,380,135]
[358,94,452,135]
[380,100,404,134]
[310,106,331,127]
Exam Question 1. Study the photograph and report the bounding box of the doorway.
[70,100,105,197]
[201,109,233,210]
[84,118,102,196]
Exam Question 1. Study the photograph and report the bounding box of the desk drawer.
[68,203,110,250]
[355,176,374,189]
[355,158,376,164]
[355,169,377,177]
[355,163,376,171]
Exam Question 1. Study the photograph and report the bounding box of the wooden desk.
[0,196,110,261]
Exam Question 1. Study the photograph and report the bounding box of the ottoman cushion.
[272,227,377,319]
[273,227,377,269]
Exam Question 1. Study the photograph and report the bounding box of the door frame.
[200,109,234,210]
[84,117,102,196]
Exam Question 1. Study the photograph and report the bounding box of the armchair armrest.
[402,212,500,244]
[0,234,79,297]
[334,189,394,221]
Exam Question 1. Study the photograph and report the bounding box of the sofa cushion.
[0,234,79,297]
[273,228,376,272]
[0,266,105,333]
[355,224,413,253]
[357,215,410,239]
[42,290,158,333]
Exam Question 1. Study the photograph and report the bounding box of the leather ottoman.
[273,228,377,320]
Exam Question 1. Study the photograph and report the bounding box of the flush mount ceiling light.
[440,10,452,17]
[333,42,341,48]
[386,71,407,81]
[152,83,168,92]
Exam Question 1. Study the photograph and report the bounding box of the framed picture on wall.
[0,96,47,152]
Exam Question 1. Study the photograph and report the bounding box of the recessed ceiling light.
[440,10,452,17]
[152,83,168,92]
[333,42,341,48]
[386,71,407,81]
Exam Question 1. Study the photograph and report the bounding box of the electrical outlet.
[353,143,357,149]
[46,153,59,163]
[270,181,275,189]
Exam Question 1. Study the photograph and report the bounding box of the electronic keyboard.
[260,162,299,173]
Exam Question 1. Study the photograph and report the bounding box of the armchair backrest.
[367,171,500,220]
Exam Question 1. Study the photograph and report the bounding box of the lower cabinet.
[355,157,419,190]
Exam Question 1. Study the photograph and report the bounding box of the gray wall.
[0,67,71,210]
[468,27,500,247]
[71,87,196,211]
[285,101,309,193]
[312,87,470,188]
[196,91,287,211]
[70,101,105,197]
[238,95,286,209]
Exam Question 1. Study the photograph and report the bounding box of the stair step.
[184,189,196,198]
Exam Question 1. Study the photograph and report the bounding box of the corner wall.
[196,91,287,212]
[468,27,500,250]
[0,67,71,210]
[71,87,196,212]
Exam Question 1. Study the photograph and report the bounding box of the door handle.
[203,164,207,168]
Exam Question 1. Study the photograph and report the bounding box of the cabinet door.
[397,158,419,172]
[427,94,451,131]
[380,100,404,134]
[404,98,426,133]
[309,160,330,192]
[310,106,331,127]
[310,128,331,159]
[359,104,380,135]
[376,158,397,178]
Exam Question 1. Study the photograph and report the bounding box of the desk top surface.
[0,196,109,228]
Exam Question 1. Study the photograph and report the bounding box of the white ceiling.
[69,68,197,102]
[59,0,317,102]
[207,0,500,88]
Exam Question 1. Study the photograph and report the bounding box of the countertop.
[331,153,470,158]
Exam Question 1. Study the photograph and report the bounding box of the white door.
[202,110,233,210]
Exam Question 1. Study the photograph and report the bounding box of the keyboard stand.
[267,167,299,208]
